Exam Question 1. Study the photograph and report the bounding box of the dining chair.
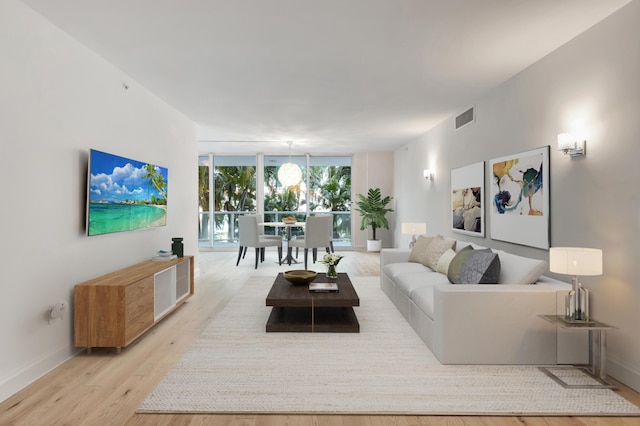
[326,214,335,253]
[288,215,332,269]
[236,215,282,269]
[237,215,283,259]
[295,214,334,256]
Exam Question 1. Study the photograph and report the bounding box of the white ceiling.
[21,0,630,154]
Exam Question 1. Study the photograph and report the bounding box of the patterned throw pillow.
[459,251,501,284]
[408,235,437,264]
[422,238,457,270]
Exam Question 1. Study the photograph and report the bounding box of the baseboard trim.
[608,354,640,393]
[0,345,81,403]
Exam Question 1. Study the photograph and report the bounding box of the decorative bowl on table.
[157,250,173,257]
[283,270,317,285]
[282,217,297,224]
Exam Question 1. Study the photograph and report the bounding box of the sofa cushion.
[395,272,439,298]
[410,285,436,320]
[447,245,474,283]
[435,248,457,275]
[383,262,433,281]
[459,251,501,284]
[493,249,548,284]
[423,238,457,270]
[408,235,438,264]
[395,271,450,303]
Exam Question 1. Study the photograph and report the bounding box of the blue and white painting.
[490,146,549,249]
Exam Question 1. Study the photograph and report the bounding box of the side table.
[538,315,616,389]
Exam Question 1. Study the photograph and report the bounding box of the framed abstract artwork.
[451,161,485,237]
[489,146,550,249]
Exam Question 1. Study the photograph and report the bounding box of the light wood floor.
[1,249,639,425]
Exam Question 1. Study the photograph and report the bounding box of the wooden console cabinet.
[74,255,194,353]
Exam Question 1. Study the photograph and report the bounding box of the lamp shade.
[557,133,574,151]
[401,223,426,235]
[277,162,302,187]
[549,247,603,276]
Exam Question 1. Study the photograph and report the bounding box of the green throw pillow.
[447,245,475,284]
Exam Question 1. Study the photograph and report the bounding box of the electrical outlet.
[49,300,67,323]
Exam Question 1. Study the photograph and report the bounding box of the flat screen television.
[87,149,168,236]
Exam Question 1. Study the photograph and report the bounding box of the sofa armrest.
[380,248,411,267]
[431,283,559,364]
[380,249,412,278]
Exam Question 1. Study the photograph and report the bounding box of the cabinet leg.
[116,347,122,354]
[86,347,92,355]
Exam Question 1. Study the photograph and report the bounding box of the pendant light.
[277,141,302,187]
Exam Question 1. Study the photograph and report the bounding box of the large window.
[199,155,257,247]
[199,153,351,248]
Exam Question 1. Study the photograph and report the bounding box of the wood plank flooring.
[1,249,638,425]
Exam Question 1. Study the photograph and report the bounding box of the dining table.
[259,221,306,265]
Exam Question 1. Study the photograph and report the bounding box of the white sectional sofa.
[380,236,587,365]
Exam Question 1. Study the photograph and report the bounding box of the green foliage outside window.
[199,159,352,244]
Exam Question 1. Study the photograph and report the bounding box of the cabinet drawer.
[125,277,153,302]
[125,291,154,324]
[125,309,154,343]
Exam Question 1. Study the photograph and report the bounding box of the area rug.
[137,276,640,416]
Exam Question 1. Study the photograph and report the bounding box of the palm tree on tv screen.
[142,164,167,204]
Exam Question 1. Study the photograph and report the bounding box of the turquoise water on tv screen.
[88,203,166,236]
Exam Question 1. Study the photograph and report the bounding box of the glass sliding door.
[198,155,212,248]
[213,155,257,246]
[198,154,257,248]
[308,156,352,247]
[262,154,351,244]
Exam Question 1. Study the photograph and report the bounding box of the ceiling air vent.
[455,106,475,130]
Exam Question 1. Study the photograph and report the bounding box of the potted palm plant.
[355,187,394,252]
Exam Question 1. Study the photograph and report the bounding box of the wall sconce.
[423,169,434,181]
[549,247,602,322]
[401,223,426,248]
[557,132,586,157]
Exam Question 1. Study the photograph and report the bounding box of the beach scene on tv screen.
[88,150,168,236]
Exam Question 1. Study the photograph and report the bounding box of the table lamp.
[549,247,603,322]
[401,223,426,248]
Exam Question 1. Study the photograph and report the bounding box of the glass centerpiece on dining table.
[320,253,344,279]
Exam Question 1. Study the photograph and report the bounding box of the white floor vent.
[455,106,475,130]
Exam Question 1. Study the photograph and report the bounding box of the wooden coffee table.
[265,272,360,332]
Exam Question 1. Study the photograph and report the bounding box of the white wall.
[352,152,395,249]
[0,0,198,402]
[394,1,640,391]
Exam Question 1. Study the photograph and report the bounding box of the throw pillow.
[408,235,437,264]
[422,238,457,270]
[492,249,548,284]
[459,251,501,284]
[435,248,457,275]
[447,245,475,283]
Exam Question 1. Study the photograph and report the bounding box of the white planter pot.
[367,240,382,252]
